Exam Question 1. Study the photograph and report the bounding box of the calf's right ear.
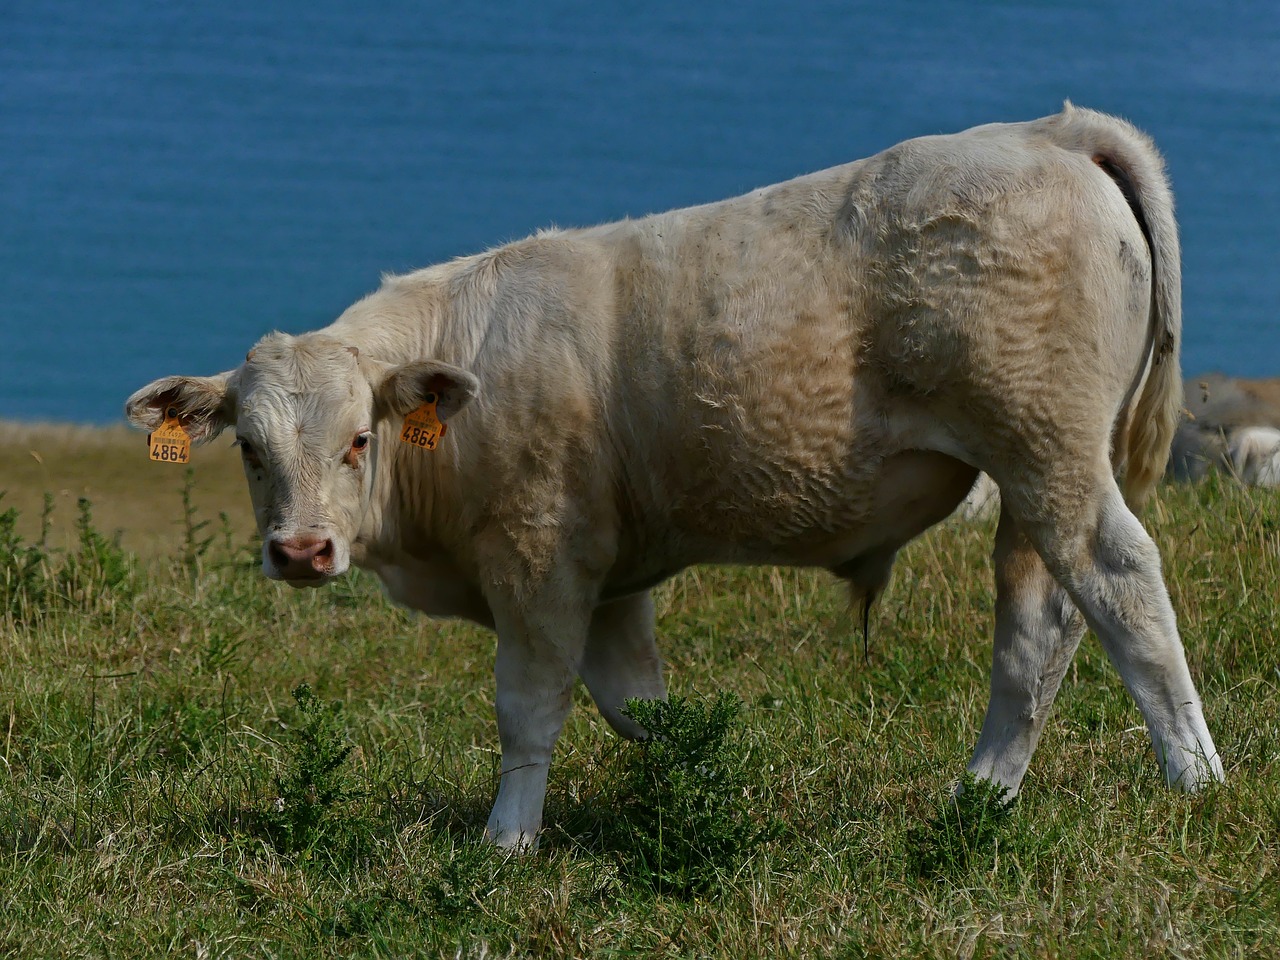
[124,372,236,444]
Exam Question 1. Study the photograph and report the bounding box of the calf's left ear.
[373,359,480,423]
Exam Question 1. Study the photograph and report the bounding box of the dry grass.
[0,421,251,555]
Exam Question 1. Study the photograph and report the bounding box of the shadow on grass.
[162,679,496,867]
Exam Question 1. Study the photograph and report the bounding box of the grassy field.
[1,425,1279,958]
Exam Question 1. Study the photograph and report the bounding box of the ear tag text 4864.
[148,408,192,464]
[399,394,447,451]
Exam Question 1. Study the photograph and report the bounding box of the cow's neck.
[329,263,500,578]
[320,262,488,371]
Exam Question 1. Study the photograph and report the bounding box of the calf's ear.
[373,360,480,422]
[124,372,236,444]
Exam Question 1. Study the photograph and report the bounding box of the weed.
[905,772,1016,881]
[265,682,362,855]
[600,693,774,896]
[0,492,51,622]
[218,509,236,554]
[56,497,133,609]
[179,467,215,577]
[37,491,54,548]
[1,495,133,622]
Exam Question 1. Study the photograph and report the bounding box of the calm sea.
[3,0,1278,423]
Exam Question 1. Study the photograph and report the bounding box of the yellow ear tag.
[399,394,447,451]
[148,409,192,464]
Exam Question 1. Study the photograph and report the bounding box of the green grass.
[1,458,1278,958]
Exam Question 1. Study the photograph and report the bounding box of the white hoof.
[1156,735,1225,793]
[485,818,540,851]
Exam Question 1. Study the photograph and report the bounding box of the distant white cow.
[1228,426,1280,486]
[128,105,1222,848]
[1171,373,1280,486]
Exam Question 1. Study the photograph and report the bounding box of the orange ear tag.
[399,395,447,451]
[148,410,192,464]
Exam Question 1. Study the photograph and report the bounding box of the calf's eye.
[344,431,372,467]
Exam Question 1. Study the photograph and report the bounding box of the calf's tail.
[1049,103,1183,508]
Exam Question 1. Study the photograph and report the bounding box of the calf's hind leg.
[579,591,667,738]
[1011,474,1223,791]
[967,506,1087,796]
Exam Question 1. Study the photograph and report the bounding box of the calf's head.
[125,333,478,586]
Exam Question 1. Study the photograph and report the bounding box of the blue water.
[3,1,1278,423]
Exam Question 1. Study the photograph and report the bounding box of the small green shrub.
[56,497,134,609]
[177,466,223,578]
[265,682,361,855]
[604,693,774,896]
[2,494,134,623]
[905,772,1015,880]
[0,493,52,622]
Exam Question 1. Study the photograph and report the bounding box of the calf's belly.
[608,449,978,590]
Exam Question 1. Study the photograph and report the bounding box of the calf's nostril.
[316,539,334,561]
[268,540,290,569]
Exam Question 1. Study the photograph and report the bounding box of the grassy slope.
[1,425,1278,958]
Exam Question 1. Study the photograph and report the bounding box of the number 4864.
[152,443,188,462]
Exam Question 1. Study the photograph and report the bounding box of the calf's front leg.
[485,595,591,850]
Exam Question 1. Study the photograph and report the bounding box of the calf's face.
[125,333,477,586]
